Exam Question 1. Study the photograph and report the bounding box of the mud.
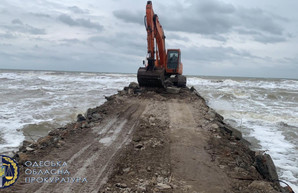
[3,84,288,193]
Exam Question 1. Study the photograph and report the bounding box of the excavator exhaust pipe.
[137,67,165,88]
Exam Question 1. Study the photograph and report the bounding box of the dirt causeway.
[3,84,285,193]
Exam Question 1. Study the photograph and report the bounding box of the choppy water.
[0,70,297,191]
[0,70,135,152]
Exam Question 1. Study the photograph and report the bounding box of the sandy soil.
[3,85,283,193]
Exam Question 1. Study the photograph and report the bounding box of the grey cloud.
[205,34,227,42]
[236,29,287,43]
[166,33,189,42]
[237,8,283,35]
[88,33,146,56]
[236,29,261,35]
[114,0,287,44]
[165,1,285,38]
[58,14,103,31]
[61,38,81,44]
[183,46,259,63]
[6,19,46,35]
[279,57,298,69]
[12,19,23,25]
[89,33,144,49]
[68,6,89,14]
[0,32,16,39]
[253,34,287,44]
[197,0,235,14]
[59,38,84,46]
[113,10,143,25]
[30,13,51,18]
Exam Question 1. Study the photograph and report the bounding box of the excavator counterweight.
[137,1,186,88]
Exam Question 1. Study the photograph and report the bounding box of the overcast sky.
[0,0,297,78]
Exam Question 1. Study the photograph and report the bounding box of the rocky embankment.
[5,83,294,193]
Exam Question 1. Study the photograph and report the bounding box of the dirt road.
[4,85,282,193]
[169,100,231,192]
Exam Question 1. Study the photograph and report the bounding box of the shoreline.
[3,84,293,192]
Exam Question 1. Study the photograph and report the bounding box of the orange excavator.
[137,1,187,87]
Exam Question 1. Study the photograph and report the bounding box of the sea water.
[0,70,135,152]
[0,70,297,191]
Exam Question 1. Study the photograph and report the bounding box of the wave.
[188,77,298,91]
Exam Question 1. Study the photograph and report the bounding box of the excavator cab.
[166,49,182,75]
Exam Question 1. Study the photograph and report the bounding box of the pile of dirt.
[4,83,292,193]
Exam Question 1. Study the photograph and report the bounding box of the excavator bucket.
[137,67,165,87]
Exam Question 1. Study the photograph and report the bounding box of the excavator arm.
[145,1,167,70]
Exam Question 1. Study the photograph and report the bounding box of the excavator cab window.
[167,50,179,69]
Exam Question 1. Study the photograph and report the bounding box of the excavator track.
[137,67,165,87]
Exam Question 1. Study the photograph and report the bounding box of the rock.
[58,140,66,146]
[19,140,33,152]
[77,114,86,122]
[255,154,279,182]
[48,129,60,136]
[156,183,171,190]
[22,140,32,147]
[37,135,54,148]
[219,165,225,169]
[81,123,89,128]
[211,123,219,130]
[164,79,174,87]
[118,90,127,96]
[29,142,38,148]
[240,138,251,146]
[127,88,134,94]
[255,154,282,191]
[135,143,144,149]
[132,136,142,142]
[123,167,130,173]
[166,87,180,94]
[221,125,242,140]
[115,183,127,188]
[26,147,35,152]
[104,95,115,101]
[74,122,82,130]
[242,181,280,193]
[91,113,101,120]
[161,170,167,175]
[89,122,95,127]
[149,116,156,126]
[129,82,139,89]
[157,176,164,183]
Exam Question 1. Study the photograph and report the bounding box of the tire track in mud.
[169,99,231,192]
[28,102,146,193]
